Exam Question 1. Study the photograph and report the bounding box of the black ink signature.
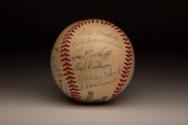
[74,60,112,71]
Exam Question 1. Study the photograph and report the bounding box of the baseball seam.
[60,19,133,101]
[111,34,133,99]
[60,27,81,101]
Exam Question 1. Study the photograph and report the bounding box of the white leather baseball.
[51,19,134,102]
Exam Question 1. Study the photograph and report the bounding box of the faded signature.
[69,28,123,90]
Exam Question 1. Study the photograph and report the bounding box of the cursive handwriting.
[72,48,112,61]
[74,61,112,71]
[84,77,118,89]
[72,35,123,49]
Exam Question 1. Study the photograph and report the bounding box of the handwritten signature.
[74,61,112,71]
[72,48,112,61]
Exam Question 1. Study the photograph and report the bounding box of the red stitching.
[64,36,71,40]
[71,94,80,98]
[72,19,133,100]
[65,76,75,80]
[61,57,71,62]
[67,80,76,84]
[115,86,122,91]
[103,20,108,25]
[123,66,131,70]
[99,20,104,24]
[73,26,78,30]
[121,73,128,78]
[60,48,69,53]
[122,69,129,75]
[60,53,70,57]
[118,83,125,87]
[124,62,132,66]
[71,93,81,97]
[123,37,128,40]
[125,46,132,49]
[113,90,121,94]
[126,54,132,57]
[126,50,132,54]
[62,40,71,44]
[109,19,133,99]
[119,79,127,83]
[70,92,80,95]
[114,27,119,30]
[125,58,132,62]
[62,62,72,67]
[59,22,85,101]
[83,21,88,24]
[124,42,130,45]
[59,19,133,101]
[77,23,81,28]
[63,67,73,71]
[67,33,73,36]
[117,29,123,33]
[107,21,111,25]
[71,92,80,95]
[61,43,70,48]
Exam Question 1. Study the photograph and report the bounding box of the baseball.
[51,19,134,103]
